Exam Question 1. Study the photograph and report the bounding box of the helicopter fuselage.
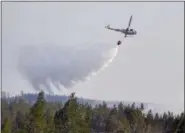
[120,28,137,35]
[107,27,137,35]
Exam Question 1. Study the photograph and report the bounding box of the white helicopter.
[105,15,137,39]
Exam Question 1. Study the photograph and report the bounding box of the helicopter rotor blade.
[127,15,132,29]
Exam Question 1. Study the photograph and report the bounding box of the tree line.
[1,91,184,133]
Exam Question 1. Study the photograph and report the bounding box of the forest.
[1,91,184,133]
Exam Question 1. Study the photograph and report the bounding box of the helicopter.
[105,15,137,39]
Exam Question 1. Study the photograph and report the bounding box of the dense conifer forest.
[1,91,184,133]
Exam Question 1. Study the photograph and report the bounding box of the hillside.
[1,91,184,133]
[1,91,182,115]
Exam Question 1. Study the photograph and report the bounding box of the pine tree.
[1,99,11,129]
[54,93,90,133]
[1,118,12,133]
[120,116,131,133]
[172,113,185,133]
[154,113,159,121]
[45,109,55,133]
[140,103,144,111]
[146,109,153,125]
[28,91,46,133]
[131,102,136,109]
[105,108,117,133]
[14,111,26,133]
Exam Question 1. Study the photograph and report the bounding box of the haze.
[2,2,184,112]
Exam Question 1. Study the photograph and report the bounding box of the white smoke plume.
[18,43,119,94]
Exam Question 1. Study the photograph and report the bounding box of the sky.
[1,2,184,111]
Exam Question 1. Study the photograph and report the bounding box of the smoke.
[18,43,119,94]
